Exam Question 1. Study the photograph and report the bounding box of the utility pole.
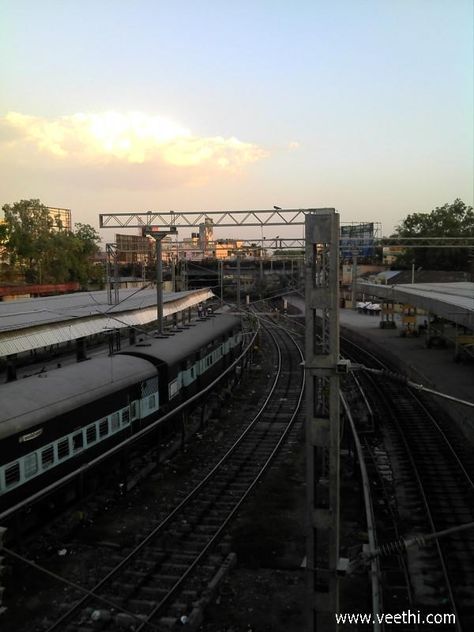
[236,254,241,309]
[143,227,177,336]
[305,209,341,631]
[181,258,188,291]
[351,249,358,309]
[171,256,176,292]
[106,243,119,306]
[219,259,224,306]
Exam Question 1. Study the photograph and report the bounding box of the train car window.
[72,431,84,452]
[130,401,138,420]
[121,408,130,426]
[142,376,159,397]
[24,453,38,479]
[148,394,156,409]
[57,438,70,460]
[110,412,120,432]
[86,425,97,444]
[99,418,108,438]
[41,446,55,469]
[190,367,195,378]
[169,380,179,399]
[5,462,20,487]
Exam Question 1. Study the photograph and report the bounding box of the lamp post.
[351,248,359,309]
[143,226,177,337]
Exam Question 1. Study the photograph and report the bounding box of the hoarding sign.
[340,223,375,258]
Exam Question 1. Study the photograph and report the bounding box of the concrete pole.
[114,250,119,305]
[351,250,358,309]
[106,244,113,305]
[305,210,341,632]
[156,238,163,335]
[181,259,188,291]
[237,255,241,309]
[171,257,176,292]
[220,260,224,305]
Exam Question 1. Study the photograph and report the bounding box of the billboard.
[340,223,375,258]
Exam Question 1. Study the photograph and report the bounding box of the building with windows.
[199,217,214,250]
[382,245,406,265]
[115,233,154,264]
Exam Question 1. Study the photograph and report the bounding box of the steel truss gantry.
[99,208,323,229]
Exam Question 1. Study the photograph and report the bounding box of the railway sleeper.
[208,500,236,510]
[175,541,209,554]
[168,600,191,616]
[127,598,157,613]
[112,581,137,596]
[161,552,198,564]
[227,482,255,492]
[140,545,169,556]
[159,615,181,629]
[137,585,171,598]
[197,517,227,529]
[194,524,222,535]
[149,572,183,586]
[160,562,195,574]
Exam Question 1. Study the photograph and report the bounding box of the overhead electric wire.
[357,365,474,409]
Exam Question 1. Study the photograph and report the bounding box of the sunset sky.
[0,0,472,241]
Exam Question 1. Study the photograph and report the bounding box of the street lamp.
[142,225,177,337]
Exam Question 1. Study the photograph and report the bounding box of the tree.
[1,199,102,286]
[2,199,54,281]
[393,199,474,270]
[69,223,102,285]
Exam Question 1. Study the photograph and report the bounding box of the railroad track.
[41,317,305,632]
[342,337,474,631]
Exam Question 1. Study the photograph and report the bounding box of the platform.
[356,281,474,329]
[288,296,474,443]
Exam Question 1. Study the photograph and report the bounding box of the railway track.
[39,317,304,632]
[342,337,474,631]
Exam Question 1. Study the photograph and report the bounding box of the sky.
[0,0,472,242]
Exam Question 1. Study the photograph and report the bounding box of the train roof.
[0,312,242,441]
[0,355,154,439]
[120,312,242,366]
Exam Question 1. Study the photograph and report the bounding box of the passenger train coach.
[0,313,243,516]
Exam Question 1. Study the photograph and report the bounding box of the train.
[0,312,243,516]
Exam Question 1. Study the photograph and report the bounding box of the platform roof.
[357,282,474,329]
[0,287,214,357]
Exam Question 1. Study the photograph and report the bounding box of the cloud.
[288,141,300,151]
[1,111,268,171]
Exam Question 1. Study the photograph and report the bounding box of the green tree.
[1,199,102,286]
[2,199,54,281]
[393,199,474,270]
[41,223,101,285]
[69,223,102,285]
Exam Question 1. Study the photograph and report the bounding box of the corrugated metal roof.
[0,288,214,357]
[373,270,401,281]
[357,282,474,328]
